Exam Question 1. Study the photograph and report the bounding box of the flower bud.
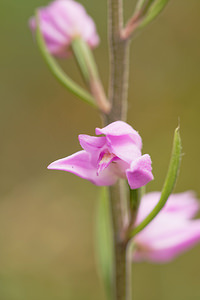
[29,0,100,57]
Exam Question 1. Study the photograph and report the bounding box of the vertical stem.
[108,181,127,300]
[103,1,131,300]
[126,241,135,300]
[106,0,130,123]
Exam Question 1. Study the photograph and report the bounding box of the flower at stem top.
[133,191,200,263]
[48,121,154,189]
[29,0,99,57]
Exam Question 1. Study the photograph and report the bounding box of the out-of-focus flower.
[29,0,99,57]
[48,121,153,189]
[133,191,200,263]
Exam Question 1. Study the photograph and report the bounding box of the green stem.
[129,188,142,212]
[96,187,114,300]
[128,187,143,228]
[108,181,128,300]
[130,127,182,237]
[72,38,98,80]
[35,11,96,108]
[106,0,130,123]
[103,1,131,299]
[126,241,135,300]
[71,38,110,113]
[71,38,91,82]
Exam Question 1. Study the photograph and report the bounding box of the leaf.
[130,126,182,237]
[35,11,96,107]
[135,0,153,14]
[139,0,170,28]
[95,187,113,300]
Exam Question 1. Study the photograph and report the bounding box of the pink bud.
[29,0,100,57]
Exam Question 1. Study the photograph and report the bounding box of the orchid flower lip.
[96,151,118,176]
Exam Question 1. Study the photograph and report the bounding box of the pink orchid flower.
[48,121,154,189]
[29,0,99,57]
[134,191,200,263]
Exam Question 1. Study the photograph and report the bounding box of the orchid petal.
[136,191,199,224]
[126,154,154,189]
[135,192,161,224]
[95,121,142,150]
[48,150,118,186]
[78,135,106,167]
[106,135,141,164]
[133,191,200,263]
[134,218,200,263]
[164,191,199,219]
[78,135,106,153]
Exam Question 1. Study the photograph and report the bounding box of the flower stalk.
[105,1,131,299]
[71,38,111,113]
[106,0,130,123]
[128,187,143,229]
[108,181,128,300]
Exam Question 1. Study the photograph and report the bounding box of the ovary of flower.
[48,121,154,189]
[29,0,99,57]
[133,191,200,263]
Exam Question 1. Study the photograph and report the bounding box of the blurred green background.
[1,0,200,299]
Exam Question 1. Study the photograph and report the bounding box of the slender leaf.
[95,187,113,300]
[35,11,96,107]
[135,0,155,15]
[139,0,170,28]
[135,0,148,13]
[130,126,182,237]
